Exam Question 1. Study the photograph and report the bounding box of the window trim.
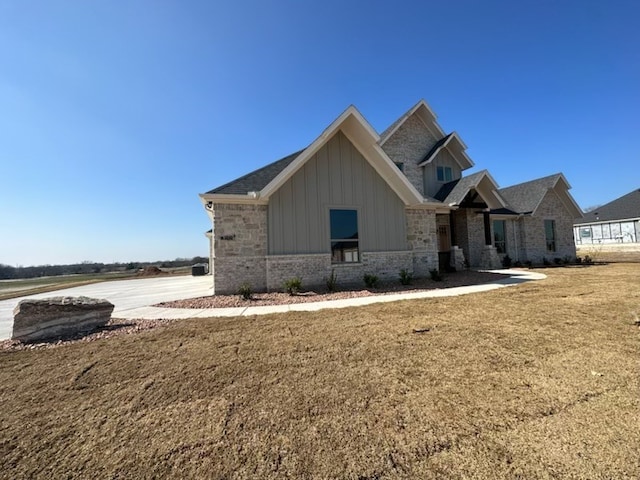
[493,220,507,254]
[436,165,453,183]
[544,219,556,252]
[329,207,360,264]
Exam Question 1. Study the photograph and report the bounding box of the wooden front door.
[437,224,450,252]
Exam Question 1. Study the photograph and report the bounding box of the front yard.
[1,264,638,478]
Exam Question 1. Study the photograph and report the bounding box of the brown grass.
[1,264,639,479]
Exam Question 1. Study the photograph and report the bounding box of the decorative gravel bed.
[156,270,505,309]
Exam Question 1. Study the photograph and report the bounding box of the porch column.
[483,210,492,245]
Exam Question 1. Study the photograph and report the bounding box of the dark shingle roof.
[206,150,304,195]
[577,188,640,223]
[497,173,563,214]
[420,133,452,165]
[434,170,487,204]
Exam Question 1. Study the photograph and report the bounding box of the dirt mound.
[136,266,168,277]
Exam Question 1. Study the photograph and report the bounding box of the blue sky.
[1,1,638,266]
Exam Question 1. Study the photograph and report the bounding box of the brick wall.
[406,208,438,275]
[520,190,577,263]
[381,115,438,196]
[212,203,268,294]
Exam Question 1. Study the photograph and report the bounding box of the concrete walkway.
[0,269,546,341]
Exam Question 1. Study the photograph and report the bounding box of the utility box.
[191,263,208,276]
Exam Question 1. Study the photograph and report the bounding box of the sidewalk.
[111,269,546,321]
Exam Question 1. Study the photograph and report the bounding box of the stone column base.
[450,246,467,271]
[479,245,502,269]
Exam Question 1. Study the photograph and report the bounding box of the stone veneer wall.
[266,251,414,291]
[406,208,438,276]
[212,204,441,294]
[212,203,268,294]
[381,115,438,196]
[519,190,577,263]
[454,209,488,267]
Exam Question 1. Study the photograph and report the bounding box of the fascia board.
[199,193,268,205]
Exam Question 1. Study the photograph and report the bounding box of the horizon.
[1,1,638,266]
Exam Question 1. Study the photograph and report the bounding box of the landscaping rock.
[12,296,114,343]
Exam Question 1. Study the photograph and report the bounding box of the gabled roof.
[576,188,640,224]
[498,173,583,218]
[379,99,445,145]
[201,105,438,208]
[417,131,474,170]
[206,150,303,195]
[434,170,505,209]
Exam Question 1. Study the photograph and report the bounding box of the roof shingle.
[577,188,640,223]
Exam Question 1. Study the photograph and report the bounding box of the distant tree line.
[0,257,208,280]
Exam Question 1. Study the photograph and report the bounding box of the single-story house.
[201,100,583,294]
[573,188,640,244]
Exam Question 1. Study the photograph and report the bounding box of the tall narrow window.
[330,209,359,263]
[493,220,506,254]
[545,219,556,252]
[437,166,453,182]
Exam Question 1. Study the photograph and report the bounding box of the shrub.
[429,268,443,281]
[502,255,512,268]
[363,273,379,288]
[525,260,533,268]
[399,269,413,286]
[584,255,593,265]
[283,277,302,295]
[326,269,338,292]
[562,255,573,265]
[543,257,551,266]
[554,257,563,265]
[575,256,583,264]
[238,283,253,300]
[513,260,523,268]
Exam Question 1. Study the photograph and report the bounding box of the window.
[436,166,453,182]
[545,220,556,252]
[394,162,404,172]
[580,227,591,238]
[493,220,506,254]
[330,209,359,263]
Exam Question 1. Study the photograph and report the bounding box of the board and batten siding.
[268,131,408,255]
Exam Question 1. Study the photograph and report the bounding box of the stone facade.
[381,115,438,196]
[212,203,268,294]
[406,208,439,276]
[519,190,577,263]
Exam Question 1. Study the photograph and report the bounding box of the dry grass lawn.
[1,264,639,479]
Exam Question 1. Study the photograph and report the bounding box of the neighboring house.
[201,100,583,294]
[573,188,640,244]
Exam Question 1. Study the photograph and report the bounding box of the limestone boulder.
[12,296,114,343]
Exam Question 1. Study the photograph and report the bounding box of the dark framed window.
[493,220,506,254]
[436,166,453,182]
[545,219,556,252]
[330,209,359,263]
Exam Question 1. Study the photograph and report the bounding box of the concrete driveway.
[0,275,213,340]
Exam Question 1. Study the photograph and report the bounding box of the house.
[573,188,640,244]
[200,100,583,294]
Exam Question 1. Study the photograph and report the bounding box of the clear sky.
[1,0,638,267]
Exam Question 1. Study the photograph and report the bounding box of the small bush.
[502,255,512,268]
[584,255,593,265]
[562,255,572,265]
[525,260,533,268]
[575,256,583,264]
[429,268,443,281]
[399,269,413,286]
[554,257,563,265]
[326,269,338,292]
[543,257,551,266]
[513,260,523,268]
[363,273,379,288]
[238,283,253,300]
[283,277,303,295]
